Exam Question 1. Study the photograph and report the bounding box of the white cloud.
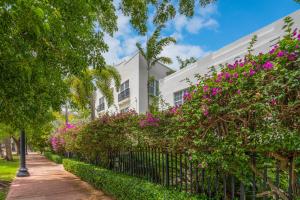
[102,3,218,69]
[172,4,219,36]
[160,44,210,69]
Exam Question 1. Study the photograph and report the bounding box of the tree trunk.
[0,141,4,158]
[4,137,13,161]
[90,90,96,121]
[147,63,150,112]
[12,136,20,155]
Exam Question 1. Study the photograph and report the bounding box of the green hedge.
[63,159,205,200]
[44,152,63,164]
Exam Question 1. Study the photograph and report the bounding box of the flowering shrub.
[170,17,300,198]
[50,123,76,153]
[63,110,141,161]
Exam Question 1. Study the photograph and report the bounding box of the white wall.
[159,9,300,108]
[95,53,173,115]
[138,54,173,113]
[95,53,140,116]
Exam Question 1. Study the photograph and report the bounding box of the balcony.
[97,103,105,112]
[118,88,130,102]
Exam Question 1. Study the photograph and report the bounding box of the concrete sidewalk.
[6,153,113,200]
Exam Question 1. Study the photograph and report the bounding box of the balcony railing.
[97,103,105,112]
[118,88,130,102]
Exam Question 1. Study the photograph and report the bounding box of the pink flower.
[249,69,256,76]
[139,113,160,127]
[228,64,234,69]
[263,61,273,70]
[293,28,297,37]
[239,62,245,67]
[203,109,209,116]
[233,73,239,79]
[203,85,209,92]
[269,45,279,54]
[224,72,231,79]
[277,51,285,57]
[170,106,178,114]
[237,90,241,95]
[287,53,297,61]
[215,76,222,83]
[270,98,277,106]
[183,91,192,100]
[211,87,221,96]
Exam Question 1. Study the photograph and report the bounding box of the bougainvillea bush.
[171,17,300,198]
[50,123,76,154]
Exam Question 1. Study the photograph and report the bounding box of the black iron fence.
[66,148,299,200]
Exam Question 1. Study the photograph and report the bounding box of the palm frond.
[136,42,147,59]
[105,66,121,91]
[152,56,172,66]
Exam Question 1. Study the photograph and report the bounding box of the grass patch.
[0,156,19,200]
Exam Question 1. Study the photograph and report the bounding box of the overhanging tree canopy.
[0,0,216,129]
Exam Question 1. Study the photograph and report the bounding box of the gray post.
[17,129,29,177]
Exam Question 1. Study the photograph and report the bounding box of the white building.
[96,10,300,115]
[160,9,300,108]
[95,53,173,115]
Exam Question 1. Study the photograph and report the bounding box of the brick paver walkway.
[6,153,113,200]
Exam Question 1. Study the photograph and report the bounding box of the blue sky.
[103,0,300,70]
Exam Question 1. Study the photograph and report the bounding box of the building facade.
[95,53,173,116]
[159,10,300,108]
[96,10,300,115]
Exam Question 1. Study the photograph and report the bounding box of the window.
[149,80,159,96]
[173,88,188,106]
[97,97,105,112]
[234,56,241,61]
[269,37,280,47]
[118,80,130,102]
[120,107,129,113]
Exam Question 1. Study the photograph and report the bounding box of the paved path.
[6,153,113,200]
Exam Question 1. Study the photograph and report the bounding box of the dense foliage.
[63,159,204,200]
[44,152,63,164]
[50,18,300,199]
[0,0,215,140]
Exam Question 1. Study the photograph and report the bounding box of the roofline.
[162,9,300,81]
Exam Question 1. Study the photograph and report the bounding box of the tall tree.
[0,124,15,161]
[0,0,215,175]
[69,66,121,120]
[136,25,176,110]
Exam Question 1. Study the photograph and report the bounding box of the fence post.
[180,153,183,191]
[223,174,227,200]
[263,167,267,200]
[231,175,235,200]
[252,154,256,200]
[288,156,294,200]
[240,181,245,200]
[190,162,193,193]
[275,160,280,200]
[165,149,170,187]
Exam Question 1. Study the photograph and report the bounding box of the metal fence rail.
[67,148,299,200]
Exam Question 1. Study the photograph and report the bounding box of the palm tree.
[69,66,121,120]
[136,25,176,110]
